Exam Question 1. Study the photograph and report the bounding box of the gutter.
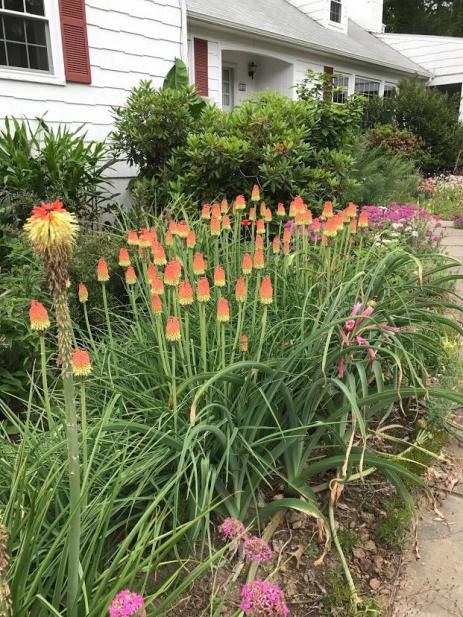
[187,11,431,78]
[180,0,189,63]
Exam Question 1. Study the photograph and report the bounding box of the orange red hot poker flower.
[193,252,206,275]
[118,247,130,268]
[164,259,182,286]
[24,200,78,256]
[260,276,273,305]
[78,282,88,303]
[242,254,253,275]
[151,294,163,314]
[71,348,92,377]
[97,258,109,282]
[235,277,247,303]
[178,280,194,305]
[165,316,181,342]
[127,230,139,246]
[240,334,249,353]
[29,300,50,331]
[251,184,261,202]
[197,277,210,302]
[125,266,137,285]
[217,297,230,322]
[214,266,226,287]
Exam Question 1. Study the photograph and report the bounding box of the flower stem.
[39,335,53,429]
[101,284,114,348]
[82,303,95,351]
[256,305,268,363]
[199,304,207,373]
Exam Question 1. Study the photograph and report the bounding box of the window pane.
[333,74,349,104]
[6,40,28,66]
[355,77,380,98]
[4,15,25,41]
[4,0,24,12]
[28,42,47,69]
[25,0,44,15]
[0,41,6,65]
[330,0,341,23]
[25,18,45,44]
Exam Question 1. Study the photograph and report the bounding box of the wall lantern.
[248,61,258,80]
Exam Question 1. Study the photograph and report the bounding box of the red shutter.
[194,38,208,97]
[324,66,334,75]
[323,66,334,101]
[58,0,91,84]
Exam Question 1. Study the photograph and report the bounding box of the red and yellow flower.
[248,207,256,222]
[323,218,338,238]
[118,247,131,268]
[264,208,272,223]
[222,215,231,231]
[277,203,286,218]
[242,254,253,275]
[177,220,189,238]
[197,277,210,302]
[24,200,78,256]
[72,348,92,377]
[221,198,229,214]
[260,276,273,305]
[193,252,206,275]
[151,275,164,296]
[186,230,196,249]
[214,265,226,287]
[211,203,221,220]
[272,236,281,254]
[78,282,88,303]
[358,211,369,228]
[234,195,246,212]
[210,216,221,236]
[321,201,334,220]
[256,219,265,235]
[97,258,109,282]
[235,277,247,303]
[164,258,182,286]
[153,243,167,266]
[253,249,265,270]
[127,230,139,246]
[217,297,230,322]
[179,280,194,305]
[165,230,174,247]
[201,204,211,220]
[165,316,181,342]
[151,293,162,314]
[29,300,50,331]
[251,184,260,202]
[255,235,264,250]
[240,334,248,353]
[125,266,137,285]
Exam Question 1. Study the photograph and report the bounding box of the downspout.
[180,0,188,63]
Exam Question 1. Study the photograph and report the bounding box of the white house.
[0,0,461,194]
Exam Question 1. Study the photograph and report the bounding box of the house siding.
[0,0,183,190]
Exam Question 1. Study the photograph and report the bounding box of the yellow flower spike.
[24,200,78,257]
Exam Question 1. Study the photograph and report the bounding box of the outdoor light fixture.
[248,61,257,79]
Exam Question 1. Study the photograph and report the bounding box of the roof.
[186,0,429,77]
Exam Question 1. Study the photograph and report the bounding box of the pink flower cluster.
[338,301,400,378]
[243,536,273,563]
[219,517,245,540]
[240,580,289,616]
[219,517,272,564]
[108,590,145,617]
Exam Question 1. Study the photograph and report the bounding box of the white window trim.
[0,0,65,85]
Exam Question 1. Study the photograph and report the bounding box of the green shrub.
[364,80,463,174]
[0,117,116,226]
[345,142,419,206]
[112,72,364,210]
[365,124,426,166]
[0,230,46,400]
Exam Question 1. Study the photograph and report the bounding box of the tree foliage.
[384,0,463,36]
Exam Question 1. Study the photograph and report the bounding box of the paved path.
[392,222,463,617]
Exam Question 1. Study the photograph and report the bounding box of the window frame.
[332,72,349,104]
[221,65,234,111]
[354,76,381,98]
[330,0,342,24]
[0,0,64,85]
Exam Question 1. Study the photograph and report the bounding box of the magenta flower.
[243,536,273,563]
[362,306,374,318]
[240,580,289,616]
[356,335,369,346]
[219,517,245,540]
[351,302,362,317]
[108,590,145,617]
[344,319,356,331]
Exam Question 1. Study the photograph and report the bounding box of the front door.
[222,66,234,112]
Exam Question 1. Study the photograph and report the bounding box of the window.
[330,0,342,23]
[354,77,380,98]
[0,0,51,72]
[332,74,349,104]
[222,66,234,112]
[383,83,397,99]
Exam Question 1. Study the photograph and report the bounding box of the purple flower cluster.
[240,580,289,616]
[219,517,245,540]
[108,590,145,617]
[243,536,273,563]
[363,203,441,228]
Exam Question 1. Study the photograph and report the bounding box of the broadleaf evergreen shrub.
[364,79,463,174]
[111,74,364,210]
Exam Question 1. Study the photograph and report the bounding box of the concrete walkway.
[392,222,463,617]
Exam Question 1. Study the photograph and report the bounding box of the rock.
[361,512,375,524]
[353,547,366,560]
[364,540,377,552]
[292,520,303,530]
[369,578,381,590]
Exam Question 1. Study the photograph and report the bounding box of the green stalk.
[39,335,53,429]
[251,272,261,332]
[80,380,88,488]
[82,303,95,350]
[199,303,207,373]
[256,305,268,363]
[171,344,177,430]
[329,498,360,608]
[129,287,142,340]
[101,283,114,348]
